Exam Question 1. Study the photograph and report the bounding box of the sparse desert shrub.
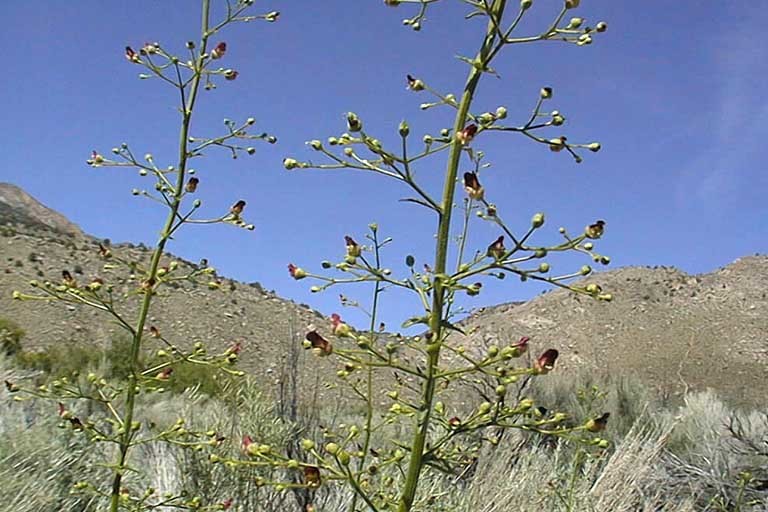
[0,318,25,356]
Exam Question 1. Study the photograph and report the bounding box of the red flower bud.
[586,412,610,432]
[288,263,307,280]
[149,326,160,338]
[510,336,529,356]
[224,69,239,81]
[406,74,425,91]
[331,313,352,338]
[156,367,173,380]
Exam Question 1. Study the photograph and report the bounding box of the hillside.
[1,183,766,407]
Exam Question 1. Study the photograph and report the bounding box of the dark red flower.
[457,124,478,145]
[534,349,559,374]
[287,263,307,280]
[211,42,227,59]
[486,236,505,260]
[305,330,332,355]
[345,236,361,257]
[230,200,246,216]
[303,466,321,487]
[125,46,140,63]
[185,177,199,193]
[463,172,484,200]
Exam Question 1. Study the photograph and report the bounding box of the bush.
[0,318,25,356]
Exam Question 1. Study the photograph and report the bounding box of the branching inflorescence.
[276,1,613,511]
[9,1,278,511]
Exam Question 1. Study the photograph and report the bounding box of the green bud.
[596,21,608,32]
[531,212,545,228]
[287,459,300,469]
[581,265,592,275]
[423,135,433,144]
[346,112,362,132]
[301,439,315,451]
[587,142,601,152]
[398,120,410,137]
[487,345,499,358]
[338,451,351,465]
[495,106,508,119]
[568,17,583,29]
[520,0,533,9]
[495,385,506,396]
[538,262,550,273]
[540,87,553,100]
[434,401,445,415]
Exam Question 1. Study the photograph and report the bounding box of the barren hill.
[1,184,766,407]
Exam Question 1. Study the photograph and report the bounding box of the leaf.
[440,319,466,335]
[402,316,429,329]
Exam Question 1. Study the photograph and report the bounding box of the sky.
[1,1,766,331]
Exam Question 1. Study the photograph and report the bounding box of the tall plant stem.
[107,2,211,510]
[397,2,506,510]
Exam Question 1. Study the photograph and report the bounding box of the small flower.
[186,177,199,193]
[331,313,352,338]
[149,326,160,338]
[448,417,461,428]
[283,157,299,170]
[585,412,610,432]
[463,172,484,200]
[533,349,559,374]
[509,336,530,357]
[540,87,553,99]
[346,112,362,132]
[585,220,605,239]
[565,0,580,9]
[345,236,361,258]
[156,367,173,380]
[486,235,505,260]
[125,46,140,63]
[62,270,77,288]
[230,200,246,216]
[406,74,425,91]
[305,330,332,355]
[140,42,159,55]
[211,42,227,59]
[548,136,567,152]
[287,263,307,280]
[264,11,280,22]
[456,124,478,145]
[88,150,105,166]
[98,243,112,259]
[303,466,322,487]
[224,69,239,81]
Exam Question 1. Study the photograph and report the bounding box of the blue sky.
[1,1,766,331]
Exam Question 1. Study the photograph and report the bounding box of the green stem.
[396,2,506,510]
[107,2,211,510]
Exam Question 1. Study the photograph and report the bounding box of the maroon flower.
[125,46,140,63]
[456,123,478,145]
[156,367,173,380]
[220,498,233,510]
[463,172,484,200]
[287,263,307,280]
[510,336,529,356]
[585,220,605,239]
[230,200,246,216]
[448,417,461,428]
[185,177,199,193]
[224,69,239,81]
[211,42,227,59]
[345,236,361,257]
[303,466,321,487]
[406,74,425,91]
[331,313,352,337]
[306,330,332,355]
[533,349,559,374]
[486,236,505,260]
[62,270,77,288]
[586,412,610,432]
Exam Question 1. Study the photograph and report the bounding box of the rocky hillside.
[0,183,83,237]
[2,183,766,407]
[458,258,768,407]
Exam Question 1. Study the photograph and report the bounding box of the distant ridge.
[0,182,83,236]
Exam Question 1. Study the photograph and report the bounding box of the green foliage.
[0,317,25,356]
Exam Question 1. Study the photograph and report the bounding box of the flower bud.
[283,158,299,170]
[520,0,533,9]
[325,442,339,455]
[308,140,322,150]
[301,439,315,451]
[495,106,508,119]
[346,112,362,132]
[287,264,307,280]
[538,262,550,273]
[185,177,199,193]
[565,0,580,9]
[587,142,601,152]
[398,120,410,137]
[568,17,583,29]
[531,212,545,228]
[540,87,553,100]
[456,124,478,145]
[551,112,565,126]
[595,21,608,32]
[224,69,239,81]
[585,220,605,239]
